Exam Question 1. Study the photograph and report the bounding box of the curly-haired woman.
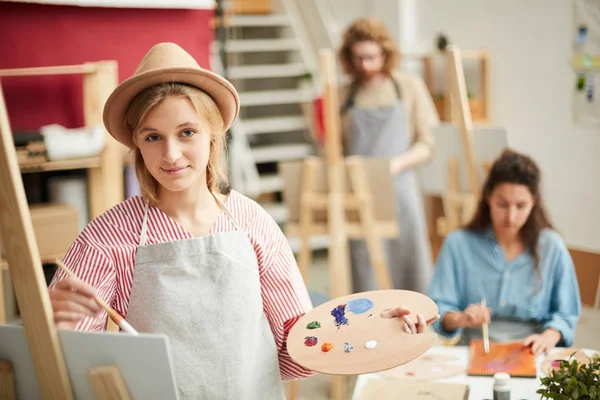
[338,18,439,294]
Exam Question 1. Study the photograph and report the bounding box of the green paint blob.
[306,321,321,330]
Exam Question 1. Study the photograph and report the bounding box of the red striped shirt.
[48,190,314,380]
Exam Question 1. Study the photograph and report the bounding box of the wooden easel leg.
[83,61,124,220]
[0,76,74,400]
[346,158,393,290]
[287,380,299,400]
[88,365,131,400]
[297,157,319,282]
[0,266,5,324]
[0,360,16,400]
[327,166,351,400]
[441,157,461,230]
[328,191,352,298]
[330,375,345,400]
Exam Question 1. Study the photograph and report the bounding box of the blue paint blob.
[346,298,374,315]
[331,304,348,328]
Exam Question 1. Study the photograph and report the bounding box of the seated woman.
[428,149,581,354]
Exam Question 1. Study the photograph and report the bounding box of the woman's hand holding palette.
[287,290,439,375]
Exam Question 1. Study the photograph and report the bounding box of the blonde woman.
[48,43,436,399]
[338,18,439,294]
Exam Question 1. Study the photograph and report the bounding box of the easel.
[0,80,131,398]
[435,47,485,235]
[285,49,395,400]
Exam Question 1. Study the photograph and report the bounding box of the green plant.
[538,353,600,399]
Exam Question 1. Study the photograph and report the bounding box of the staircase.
[213,3,319,232]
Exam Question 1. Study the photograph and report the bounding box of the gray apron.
[343,77,433,294]
[125,193,286,400]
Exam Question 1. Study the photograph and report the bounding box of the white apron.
[125,193,286,400]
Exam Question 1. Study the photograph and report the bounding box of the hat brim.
[103,67,239,148]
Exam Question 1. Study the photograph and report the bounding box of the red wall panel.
[0,2,214,130]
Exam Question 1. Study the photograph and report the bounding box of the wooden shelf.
[0,254,62,268]
[0,64,98,77]
[19,156,102,173]
[422,49,490,123]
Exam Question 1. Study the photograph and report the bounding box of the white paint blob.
[365,340,377,349]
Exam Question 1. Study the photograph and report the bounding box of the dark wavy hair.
[338,17,400,79]
[465,149,554,271]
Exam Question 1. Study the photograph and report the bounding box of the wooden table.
[351,344,599,400]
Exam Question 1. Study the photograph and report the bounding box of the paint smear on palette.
[331,305,349,328]
[306,321,321,330]
[304,336,318,347]
[321,343,334,352]
[346,298,374,315]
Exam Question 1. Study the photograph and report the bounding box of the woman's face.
[487,183,535,237]
[351,40,385,79]
[135,96,211,195]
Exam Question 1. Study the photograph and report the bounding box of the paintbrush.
[481,298,490,354]
[55,259,139,335]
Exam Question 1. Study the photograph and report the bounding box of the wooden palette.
[287,290,439,375]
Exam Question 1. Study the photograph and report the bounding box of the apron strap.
[340,75,402,115]
[391,76,402,99]
[211,191,243,231]
[138,192,243,247]
[139,201,150,247]
[340,80,361,115]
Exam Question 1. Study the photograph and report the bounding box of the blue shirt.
[427,227,582,346]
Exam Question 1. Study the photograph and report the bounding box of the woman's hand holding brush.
[49,273,102,330]
[50,259,138,334]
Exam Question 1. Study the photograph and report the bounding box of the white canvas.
[416,123,509,195]
[0,324,179,400]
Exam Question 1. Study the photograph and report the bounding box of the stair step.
[228,14,289,27]
[227,63,309,79]
[261,202,289,224]
[240,88,313,106]
[259,173,284,193]
[243,116,307,135]
[251,143,313,163]
[226,38,298,53]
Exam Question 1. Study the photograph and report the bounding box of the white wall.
[414,0,600,252]
[324,0,401,44]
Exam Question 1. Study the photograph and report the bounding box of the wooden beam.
[0,360,16,400]
[447,46,480,196]
[320,48,350,400]
[0,81,74,399]
[0,64,98,77]
[88,366,131,400]
[319,49,351,297]
[84,61,124,219]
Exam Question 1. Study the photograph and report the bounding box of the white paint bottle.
[493,372,511,400]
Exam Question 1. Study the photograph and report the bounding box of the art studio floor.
[296,250,600,400]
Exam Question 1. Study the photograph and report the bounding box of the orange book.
[467,339,537,378]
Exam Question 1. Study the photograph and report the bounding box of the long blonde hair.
[125,83,228,205]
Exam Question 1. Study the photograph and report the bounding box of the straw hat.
[103,42,240,148]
